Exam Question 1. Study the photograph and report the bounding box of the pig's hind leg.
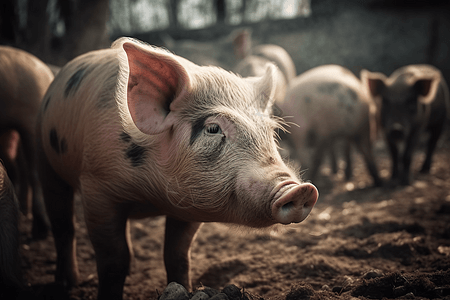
[19,128,49,239]
[164,217,201,290]
[355,134,382,187]
[420,122,444,174]
[37,146,77,288]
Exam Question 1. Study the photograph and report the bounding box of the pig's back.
[38,49,122,187]
[283,65,369,136]
[0,46,54,127]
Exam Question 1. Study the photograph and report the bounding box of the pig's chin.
[270,181,318,225]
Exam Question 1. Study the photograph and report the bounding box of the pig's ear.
[253,63,277,112]
[361,69,387,98]
[414,75,440,105]
[232,29,252,59]
[122,41,190,135]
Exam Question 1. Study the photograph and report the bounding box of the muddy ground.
[19,134,450,300]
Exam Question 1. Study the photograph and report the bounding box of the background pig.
[0,163,24,299]
[279,64,382,187]
[37,37,318,300]
[233,54,288,106]
[233,29,296,84]
[233,30,297,108]
[361,65,450,185]
[0,46,53,239]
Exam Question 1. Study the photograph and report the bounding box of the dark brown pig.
[361,65,450,185]
[36,37,318,300]
[0,46,53,239]
[0,163,24,298]
[279,65,382,186]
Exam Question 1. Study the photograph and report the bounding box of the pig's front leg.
[420,123,443,174]
[344,141,352,180]
[356,134,382,187]
[164,217,201,290]
[400,130,420,186]
[386,135,400,182]
[83,198,132,300]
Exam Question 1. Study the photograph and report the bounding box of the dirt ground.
[19,133,450,300]
[15,3,450,298]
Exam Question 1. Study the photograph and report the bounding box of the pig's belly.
[127,201,165,219]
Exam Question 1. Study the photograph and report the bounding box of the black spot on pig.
[317,83,340,94]
[204,141,225,162]
[120,131,132,143]
[49,129,68,154]
[190,115,212,145]
[126,143,146,167]
[65,67,89,98]
[347,88,358,102]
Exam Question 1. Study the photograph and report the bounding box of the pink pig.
[37,37,318,300]
[0,46,53,239]
[279,65,382,186]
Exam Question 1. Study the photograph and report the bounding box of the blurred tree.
[0,0,19,44]
[216,0,226,24]
[0,0,109,64]
[168,0,180,28]
[26,0,51,59]
[241,0,248,22]
[57,0,110,61]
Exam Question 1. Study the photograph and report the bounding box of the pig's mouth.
[271,181,299,202]
[270,181,318,225]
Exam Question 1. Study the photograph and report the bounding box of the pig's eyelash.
[205,123,222,135]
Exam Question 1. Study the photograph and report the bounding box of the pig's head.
[113,38,318,228]
[361,67,441,142]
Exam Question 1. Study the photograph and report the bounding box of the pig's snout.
[271,182,318,224]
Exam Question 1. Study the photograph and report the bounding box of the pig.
[0,163,24,298]
[279,65,382,187]
[36,37,319,300]
[233,29,297,84]
[233,55,288,105]
[233,31,297,109]
[0,45,53,239]
[361,65,450,185]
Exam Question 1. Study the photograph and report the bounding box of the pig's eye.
[205,123,222,135]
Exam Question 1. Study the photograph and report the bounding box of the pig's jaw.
[270,181,318,224]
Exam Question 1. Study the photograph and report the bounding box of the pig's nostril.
[271,182,318,224]
[281,201,295,212]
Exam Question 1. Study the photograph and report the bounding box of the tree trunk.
[215,0,227,24]
[61,0,110,61]
[26,0,51,60]
[168,0,179,29]
[0,0,19,44]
